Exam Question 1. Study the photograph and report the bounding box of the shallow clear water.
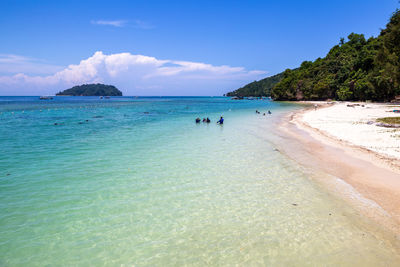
[0,96,399,266]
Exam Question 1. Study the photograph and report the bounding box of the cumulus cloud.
[0,51,267,96]
[91,20,127,27]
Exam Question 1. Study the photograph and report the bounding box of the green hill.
[229,9,400,101]
[271,9,400,101]
[56,84,122,96]
[226,72,284,97]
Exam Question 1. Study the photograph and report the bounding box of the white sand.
[301,102,400,159]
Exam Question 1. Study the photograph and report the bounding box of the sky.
[0,0,398,96]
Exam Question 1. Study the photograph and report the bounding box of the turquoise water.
[0,96,399,266]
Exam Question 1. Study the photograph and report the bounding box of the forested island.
[227,9,400,101]
[226,73,283,97]
[56,84,122,96]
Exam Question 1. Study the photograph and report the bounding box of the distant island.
[227,9,400,102]
[56,84,122,96]
[226,72,283,97]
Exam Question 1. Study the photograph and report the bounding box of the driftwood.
[376,122,400,128]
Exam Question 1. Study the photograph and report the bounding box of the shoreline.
[275,101,400,239]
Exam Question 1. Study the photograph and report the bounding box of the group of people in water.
[195,110,270,125]
[195,116,224,124]
[256,110,272,115]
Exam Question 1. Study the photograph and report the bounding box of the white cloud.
[133,20,154,29]
[0,51,267,96]
[91,20,127,27]
[91,19,154,29]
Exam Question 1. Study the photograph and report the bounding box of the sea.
[0,96,399,266]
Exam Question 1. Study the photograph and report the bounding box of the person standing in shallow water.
[217,116,224,124]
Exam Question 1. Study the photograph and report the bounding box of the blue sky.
[0,0,398,95]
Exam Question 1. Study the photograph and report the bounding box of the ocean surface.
[0,96,399,266]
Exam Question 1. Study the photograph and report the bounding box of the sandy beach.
[277,101,400,237]
[303,102,400,160]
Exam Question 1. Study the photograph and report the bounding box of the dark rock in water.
[92,115,104,118]
[6,173,10,176]
[78,122,84,124]
[54,123,58,125]
[85,120,89,122]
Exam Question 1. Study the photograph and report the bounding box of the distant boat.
[39,96,53,100]
[100,96,104,99]
[231,96,243,100]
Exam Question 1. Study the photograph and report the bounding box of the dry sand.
[303,102,400,159]
[277,101,400,236]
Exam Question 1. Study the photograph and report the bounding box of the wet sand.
[275,103,400,237]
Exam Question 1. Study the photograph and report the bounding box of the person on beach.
[206,117,211,123]
[202,118,206,122]
[217,116,224,124]
[195,118,201,123]
[268,110,271,114]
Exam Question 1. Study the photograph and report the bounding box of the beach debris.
[274,148,279,152]
[292,203,298,206]
[376,122,400,128]
[376,117,400,128]
[367,121,374,125]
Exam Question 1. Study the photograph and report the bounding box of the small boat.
[39,96,53,100]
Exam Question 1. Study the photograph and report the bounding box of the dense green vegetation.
[272,9,400,101]
[56,84,122,96]
[226,72,283,97]
[376,117,400,124]
[227,9,400,101]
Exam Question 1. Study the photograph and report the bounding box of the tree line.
[227,9,400,102]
